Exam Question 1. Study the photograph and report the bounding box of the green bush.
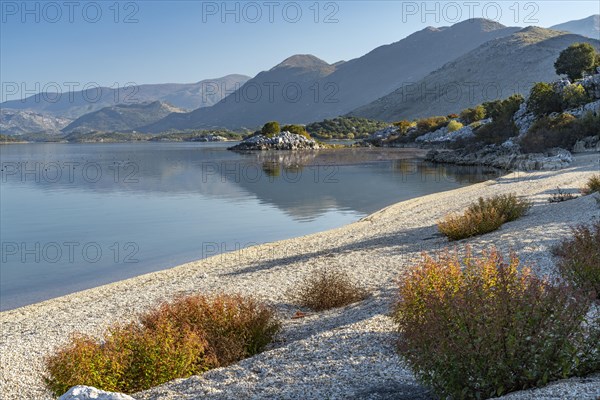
[562,84,590,109]
[393,119,415,135]
[393,248,599,400]
[292,268,368,311]
[305,116,389,139]
[520,112,600,153]
[261,121,280,138]
[45,294,280,396]
[527,82,562,117]
[438,194,531,240]
[553,221,600,300]
[460,105,486,124]
[281,124,311,138]
[475,95,524,145]
[446,120,464,132]
[555,43,599,82]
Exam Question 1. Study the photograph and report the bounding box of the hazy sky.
[1,1,599,99]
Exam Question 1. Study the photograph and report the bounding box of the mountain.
[63,101,185,133]
[0,109,72,135]
[351,28,600,122]
[551,15,600,40]
[0,74,250,119]
[142,19,520,131]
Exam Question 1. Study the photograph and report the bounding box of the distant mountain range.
[351,27,600,121]
[0,74,250,119]
[142,19,521,131]
[63,101,186,133]
[1,15,599,135]
[551,14,599,40]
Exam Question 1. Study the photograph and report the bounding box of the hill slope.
[142,19,520,131]
[351,28,600,122]
[0,109,72,135]
[63,101,185,133]
[0,74,250,119]
[551,14,600,40]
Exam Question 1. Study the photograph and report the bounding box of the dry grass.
[44,294,280,396]
[393,248,599,400]
[291,268,368,311]
[438,194,531,241]
[581,174,600,195]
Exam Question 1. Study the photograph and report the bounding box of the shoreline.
[1,153,599,399]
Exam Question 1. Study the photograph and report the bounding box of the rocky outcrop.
[191,134,227,142]
[426,145,573,171]
[58,386,135,400]
[573,135,600,153]
[228,131,322,151]
[415,119,490,143]
[513,102,536,137]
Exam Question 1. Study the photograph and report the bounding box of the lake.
[0,142,501,310]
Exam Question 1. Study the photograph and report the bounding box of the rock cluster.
[228,131,321,151]
[192,134,227,142]
[365,126,399,143]
[58,386,135,400]
[426,146,573,171]
[573,136,600,153]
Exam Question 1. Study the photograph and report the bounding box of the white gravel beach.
[1,153,599,400]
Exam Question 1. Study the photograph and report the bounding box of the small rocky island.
[229,121,324,151]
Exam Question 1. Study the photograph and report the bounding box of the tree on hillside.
[554,43,598,81]
[261,121,280,138]
[527,83,562,116]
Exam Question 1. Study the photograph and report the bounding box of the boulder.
[58,386,134,400]
[228,131,321,151]
[573,136,600,153]
[513,102,536,137]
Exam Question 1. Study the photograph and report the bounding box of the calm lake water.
[0,142,501,310]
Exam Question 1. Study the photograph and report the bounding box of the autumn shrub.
[292,268,368,311]
[45,294,280,396]
[553,221,600,300]
[447,120,464,132]
[416,116,448,134]
[393,249,599,400]
[438,194,531,240]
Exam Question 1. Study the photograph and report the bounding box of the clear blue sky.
[1,1,599,98]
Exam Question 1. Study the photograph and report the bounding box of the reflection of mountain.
[1,143,500,221]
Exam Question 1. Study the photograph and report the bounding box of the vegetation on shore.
[306,116,390,140]
[45,294,280,395]
[437,194,531,240]
[291,268,369,311]
[393,248,600,400]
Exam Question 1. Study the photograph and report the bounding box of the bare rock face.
[228,131,321,151]
[426,146,573,171]
[58,386,134,400]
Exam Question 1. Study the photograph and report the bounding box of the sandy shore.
[1,153,599,400]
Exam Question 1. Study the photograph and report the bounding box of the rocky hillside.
[0,109,72,135]
[0,74,250,119]
[351,28,600,122]
[551,14,600,40]
[63,101,185,133]
[142,19,520,131]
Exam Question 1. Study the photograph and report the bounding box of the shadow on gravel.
[353,383,436,400]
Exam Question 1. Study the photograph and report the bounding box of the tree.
[281,124,310,138]
[554,43,598,81]
[562,84,589,109]
[527,83,562,116]
[261,121,280,138]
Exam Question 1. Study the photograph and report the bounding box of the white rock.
[58,386,134,400]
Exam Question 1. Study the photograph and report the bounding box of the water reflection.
[0,143,502,309]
